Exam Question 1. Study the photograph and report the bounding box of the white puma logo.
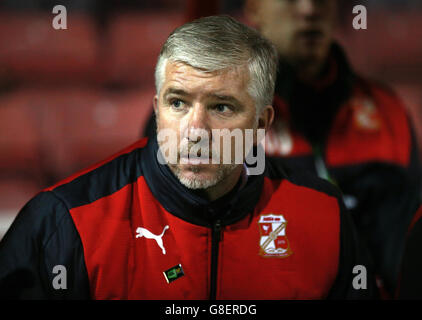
[135,225,169,255]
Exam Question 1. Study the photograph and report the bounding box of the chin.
[177,171,221,190]
[171,163,238,190]
[295,47,324,62]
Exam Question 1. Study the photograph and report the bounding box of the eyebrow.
[163,88,190,101]
[163,88,241,105]
[209,94,241,105]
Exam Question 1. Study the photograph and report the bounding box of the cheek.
[157,110,178,131]
[213,118,255,133]
[214,128,255,154]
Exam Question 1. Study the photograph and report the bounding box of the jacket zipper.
[210,220,222,300]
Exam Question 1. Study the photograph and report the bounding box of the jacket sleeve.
[326,196,379,299]
[0,191,90,299]
[345,121,421,296]
[396,204,422,299]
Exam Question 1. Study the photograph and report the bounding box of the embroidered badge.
[135,225,169,255]
[258,214,292,258]
[163,264,185,284]
[352,98,381,130]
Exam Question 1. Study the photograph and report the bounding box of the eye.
[214,104,232,113]
[170,99,185,110]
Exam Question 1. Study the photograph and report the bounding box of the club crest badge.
[352,98,381,131]
[258,214,292,258]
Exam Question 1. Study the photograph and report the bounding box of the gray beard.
[168,162,238,190]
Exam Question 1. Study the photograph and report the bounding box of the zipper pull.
[210,220,222,300]
[213,220,222,242]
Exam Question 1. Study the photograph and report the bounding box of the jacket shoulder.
[44,138,148,211]
[1,191,71,249]
[331,76,414,167]
[266,160,343,201]
[0,191,90,299]
[286,170,342,200]
[355,77,411,131]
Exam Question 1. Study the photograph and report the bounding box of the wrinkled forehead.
[164,60,249,79]
[161,61,251,96]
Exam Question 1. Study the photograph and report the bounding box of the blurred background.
[0,0,421,239]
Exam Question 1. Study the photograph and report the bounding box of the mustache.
[179,140,220,159]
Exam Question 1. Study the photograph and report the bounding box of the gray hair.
[154,15,278,115]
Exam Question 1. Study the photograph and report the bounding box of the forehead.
[161,61,251,97]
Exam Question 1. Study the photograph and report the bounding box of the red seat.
[0,178,41,211]
[0,86,154,185]
[0,178,42,240]
[105,11,184,85]
[0,89,44,181]
[337,11,422,74]
[37,86,155,180]
[0,12,100,84]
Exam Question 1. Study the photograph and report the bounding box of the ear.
[254,105,274,145]
[153,95,159,114]
[244,0,260,27]
[257,105,274,132]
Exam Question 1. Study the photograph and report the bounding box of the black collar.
[140,137,266,227]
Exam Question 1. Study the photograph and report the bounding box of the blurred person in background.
[244,0,421,297]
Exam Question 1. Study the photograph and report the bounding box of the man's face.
[247,0,337,65]
[154,61,260,190]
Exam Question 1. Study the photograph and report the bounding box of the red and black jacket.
[0,136,377,299]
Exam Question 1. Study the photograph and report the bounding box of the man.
[0,15,375,299]
[243,0,421,297]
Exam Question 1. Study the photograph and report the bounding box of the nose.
[297,0,321,18]
[185,103,210,141]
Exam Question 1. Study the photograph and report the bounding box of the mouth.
[297,29,325,44]
[179,157,211,165]
[179,148,220,165]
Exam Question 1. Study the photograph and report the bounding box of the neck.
[295,57,326,83]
